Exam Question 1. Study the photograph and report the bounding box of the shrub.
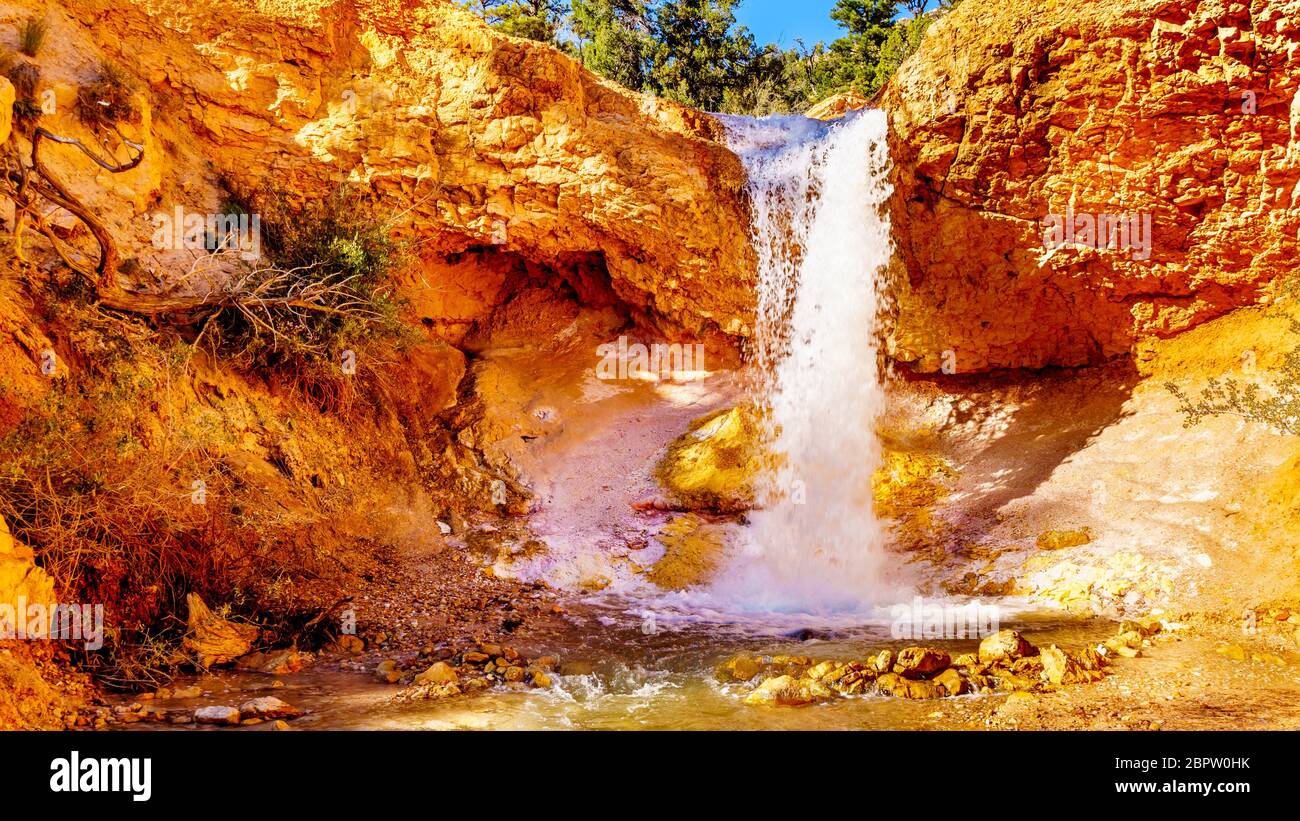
[11,96,42,125]
[1167,339,1300,436]
[208,186,412,413]
[5,60,42,128]
[17,17,47,58]
[75,60,140,128]
[6,58,39,99]
[0,323,244,688]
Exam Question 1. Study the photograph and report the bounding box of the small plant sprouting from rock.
[1166,317,1300,436]
[75,59,141,128]
[17,16,48,58]
[4,58,42,127]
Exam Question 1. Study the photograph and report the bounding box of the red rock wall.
[884,0,1300,372]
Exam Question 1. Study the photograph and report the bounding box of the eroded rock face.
[72,0,755,342]
[884,0,1300,372]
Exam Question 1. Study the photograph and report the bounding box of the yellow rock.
[1036,528,1093,551]
[872,449,956,519]
[655,407,764,513]
[414,661,459,686]
[646,514,731,591]
[744,675,818,707]
[0,517,56,636]
[0,78,12,145]
[1216,644,1248,662]
[717,654,766,682]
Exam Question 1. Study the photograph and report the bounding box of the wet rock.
[394,681,461,703]
[463,651,490,664]
[877,673,945,700]
[936,668,966,696]
[239,697,302,720]
[504,666,526,683]
[271,720,291,731]
[979,630,1037,664]
[646,514,731,590]
[894,647,951,679]
[744,675,828,707]
[374,660,403,683]
[236,649,309,675]
[530,670,553,688]
[806,661,838,681]
[194,706,240,725]
[329,635,365,655]
[413,661,459,686]
[171,685,203,699]
[830,670,871,695]
[716,654,764,682]
[871,650,894,673]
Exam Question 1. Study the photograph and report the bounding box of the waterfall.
[711,109,898,615]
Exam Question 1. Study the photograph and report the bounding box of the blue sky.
[734,0,845,47]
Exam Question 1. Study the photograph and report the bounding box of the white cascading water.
[708,109,899,615]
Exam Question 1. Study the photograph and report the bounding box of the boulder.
[978,630,1037,665]
[193,706,240,725]
[936,668,967,696]
[894,647,952,679]
[744,675,827,707]
[716,654,765,683]
[236,649,308,675]
[414,661,459,686]
[238,697,301,720]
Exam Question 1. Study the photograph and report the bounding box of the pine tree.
[571,0,655,91]
[646,0,755,111]
[462,0,570,45]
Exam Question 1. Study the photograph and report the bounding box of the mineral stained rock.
[74,0,755,342]
[883,0,1300,372]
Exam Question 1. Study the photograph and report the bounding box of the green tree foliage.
[646,0,754,111]
[462,0,961,115]
[571,0,655,90]
[462,0,570,44]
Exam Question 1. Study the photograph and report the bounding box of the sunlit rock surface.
[884,0,1300,372]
